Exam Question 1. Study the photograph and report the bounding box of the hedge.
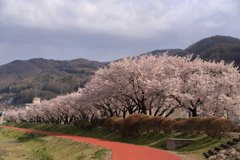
[104,117,122,131]
[161,117,176,134]
[119,113,149,137]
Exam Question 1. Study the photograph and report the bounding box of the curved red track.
[0,125,181,160]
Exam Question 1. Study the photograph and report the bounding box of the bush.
[104,117,122,131]
[211,118,236,139]
[174,120,188,136]
[185,117,203,135]
[174,117,203,135]
[80,121,92,129]
[73,119,88,128]
[114,119,124,131]
[91,118,100,129]
[72,119,92,129]
[202,116,221,138]
[120,113,149,137]
[137,115,152,134]
[161,117,176,134]
[174,118,186,122]
[147,116,164,133]
[231,126,240,132]
[98,119,106,127]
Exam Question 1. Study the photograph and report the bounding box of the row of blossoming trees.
[4,53,240,124]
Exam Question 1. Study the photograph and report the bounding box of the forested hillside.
[0,58,106,104]
[174,35,240,66]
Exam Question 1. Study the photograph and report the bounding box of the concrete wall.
[167,138,194,150]
[168,108,190,119]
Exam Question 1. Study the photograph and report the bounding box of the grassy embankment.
[0,127,111,160]
[1,123,234,160]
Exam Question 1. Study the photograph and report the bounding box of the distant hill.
[174,35,240,66]
[142,49,182,56]
[112,49,182,62]
[0,58,106,104]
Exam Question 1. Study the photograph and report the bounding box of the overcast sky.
[0,0,240,65]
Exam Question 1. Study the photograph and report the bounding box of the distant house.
[25,97,41,109]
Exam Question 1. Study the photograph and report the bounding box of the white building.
[0,111,5,124]
[25,97,41,109]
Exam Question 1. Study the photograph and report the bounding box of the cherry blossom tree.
[4,53,240,122]
[81,53,240,119]
[4,110,18,122]
[80,54,182,117]
[169,57,240,118]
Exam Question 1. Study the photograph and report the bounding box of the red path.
[0,125,181,160]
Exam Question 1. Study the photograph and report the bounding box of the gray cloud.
[0,0,239,65]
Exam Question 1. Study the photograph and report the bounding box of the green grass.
[2,123,234,160]
[30,146,54,160]
[91,149,109,160]
[77,153,87,160]
[0,127,112,160]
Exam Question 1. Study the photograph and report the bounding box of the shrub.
[174,118,186,122]
[80,121,92,129]
[137,115,152,134]
[120,113,149,137]
[72,120,79,127]
[174,120,188,136]
[161,117,176,134]
[144,117,154,133]
[185,117,203,135]
[114,119,124,131]
[72,119,92,129]
[73,119,88,128]
[231,126,240,132]
[98,119,106,127]
[191,117,204,134]
[104,117,122,131]
[202,116,221,138]
[149,116,164,132]
[211,118,236,140]
[174,117,203,136]
[91,118,100,129]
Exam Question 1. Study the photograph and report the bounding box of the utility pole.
[40,77,43,90]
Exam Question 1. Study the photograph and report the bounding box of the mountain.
[0,58,106,104]
[174,35,240,65]
[113,49,182,62]
[142,49,182,56]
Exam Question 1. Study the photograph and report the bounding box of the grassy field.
[0,127,111,160]
[1,123,234,160]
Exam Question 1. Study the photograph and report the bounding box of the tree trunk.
[189,107,197,117]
